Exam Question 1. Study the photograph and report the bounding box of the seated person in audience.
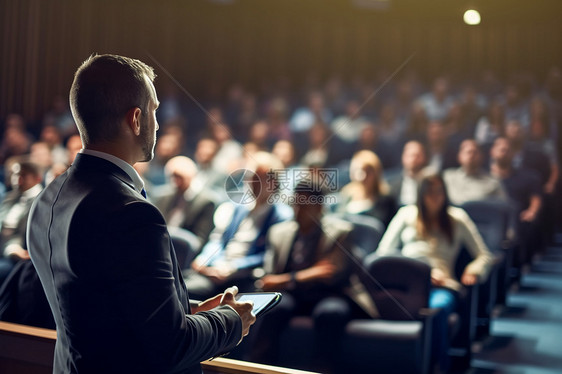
[0,159,43,283]
[354,122,400,170]
[152,156,217,248]
[336,150,397,227]
[490,137,542,266]
[443,139,506,205]
[192,137,227,195]
[248,181,377,367]
[376,172,493,372]
[330,98,369,144]
[65,134,83,164]
[298,122,349,168]
[423,120,458,172]
[184,152,292,299]
[210,122,244,175]
[289,91,333,133]
[387,140,428,206]
[416,77,454,122]
[505,120,554,193]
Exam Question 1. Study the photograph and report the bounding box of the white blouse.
[376,205,494,291]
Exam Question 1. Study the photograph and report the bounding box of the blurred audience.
[183,152,292,299]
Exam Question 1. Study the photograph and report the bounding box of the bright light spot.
[463,9,481,25]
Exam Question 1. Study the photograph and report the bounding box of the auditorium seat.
[460,200,514,336]
[168,227,202,269]
[277,255,436,374]
[335,213,385,258]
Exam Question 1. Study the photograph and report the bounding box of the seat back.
[336,213,385,258]
[460,200,513,252]
[363,255,431,320]
[168,227,201,269]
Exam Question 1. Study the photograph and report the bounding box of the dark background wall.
[2,0,562,126]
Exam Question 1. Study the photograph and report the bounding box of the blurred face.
[491,138,512,166]
[458,141,481,171]
[154,134,179,161]
[350,160,377,189]
[66,135,83,164]
[293,193,322,228]
[426,122,445,144]
[195,139,218,165]
[402,143,426,174]
[272,141,295,167]
[171,170,191,191]
[505,121,523,142]
[11,165,41,192]
[423,180,446,215]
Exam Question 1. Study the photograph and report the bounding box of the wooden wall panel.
[1,0,561,128]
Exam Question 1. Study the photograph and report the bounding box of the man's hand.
[219,286,256,342]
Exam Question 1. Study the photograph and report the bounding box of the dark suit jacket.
[153,187,216,244]
[28,154,241,374]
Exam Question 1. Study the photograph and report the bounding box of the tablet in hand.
[235,292,282,317]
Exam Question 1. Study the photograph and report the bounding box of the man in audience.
[444,139,506,205]
[185,152,292,300]
[192,137,227,194]
[416,77,454,122]
[248,181,376,369]
[27,54,254,374]
[153,156,217,247]
[65,134,83,164]
[0,159,43,283]
[387,140,428,206]
[490,137,542,265]
[424,120,459,172]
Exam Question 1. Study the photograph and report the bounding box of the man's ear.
[126,107,142,136]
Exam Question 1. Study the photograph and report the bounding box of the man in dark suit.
[152,155,217,248]
[27,54,255,374]
[386,140,428,206]
[0,158,43,283]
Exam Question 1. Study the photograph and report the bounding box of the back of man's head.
[69,54,155,146]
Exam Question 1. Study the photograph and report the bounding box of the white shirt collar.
[80,149,145,193]
[21,183,43,200]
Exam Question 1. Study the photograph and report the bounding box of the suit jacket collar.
[72,153,137,193]
[272,217,341,274]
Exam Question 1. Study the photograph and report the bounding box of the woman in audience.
[376,172,493,372]
[336,150,396,227]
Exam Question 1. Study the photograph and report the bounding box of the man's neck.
[85,143,137,166]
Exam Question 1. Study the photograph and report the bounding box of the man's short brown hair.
[69,54,155,145]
